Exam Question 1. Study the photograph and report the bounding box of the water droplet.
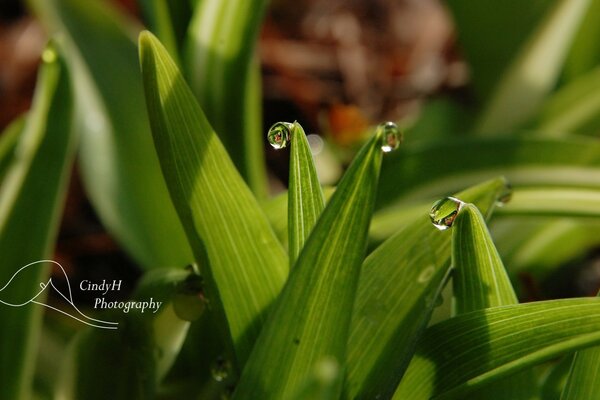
[429,197,465,230]
[173,274,207,321]
[211,356,232,382]
[267,122,293,149]
[377,121,403,153]
[496,183,513,207]
[307,134,324,155]
[42,48,57,64]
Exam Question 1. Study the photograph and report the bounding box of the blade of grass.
[392,298,600,400]
[0,43,75,400]
[288,121,325,264]
[475,0,591,134]
[185,0,268,198]
[345,177,508,399]
[234,129,384,399]
[29,0,194,268]
[0,115,25,186]
[138,0,180,64]
[139,31,287,366]
[562,0,600,81]
[451,203,537,399]
[496,187,600,218]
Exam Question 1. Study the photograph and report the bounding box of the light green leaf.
[138,0,180,64]
[474,0,591,134]
[345,177,508,400]
[0,44,75,400]
[496,187,600,218]
[139,31,287,365]
[534,66,600,136]
[393,298,600,400]
[185,0,268,198]
[288,121,325,264]
[29,0,193,268]
[451,203,536,399]
[234,129,384,399]
[562,0,600,81]
[378,137,600,208]
[0,115,25,186]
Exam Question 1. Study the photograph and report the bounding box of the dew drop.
[173,274,207,321]
[42,48,57,64]
[211,356,232,382]
[496,183,513,207]
[377,121,403,153]
[429,197,465,230]
[267,122,293,149]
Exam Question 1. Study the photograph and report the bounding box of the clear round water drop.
[377,121,403,153]
[429,196,465,231]
[496,183,513,207]
[267,122,293,149]
[211,356,232,382]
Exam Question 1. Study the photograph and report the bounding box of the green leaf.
[452,204,518,313]
[288,121,325,264]
[378,137,600,208]
[560,292,600,400]
[0,115,25,186]
[185,0,268,198]
[138,0,180,64]
[234,130,384,399]
[496,187,600,218]
[345,177,508,400]
[540,356,573,400]
[392,298,600,400]
[474,0,591,134]
[562,0,600,81]
[0,44,75,400]
[29,0,194,268]
[451,203,536,399]
[533,66,600,136]
[139,31,288,365]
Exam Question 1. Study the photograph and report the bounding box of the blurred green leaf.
[378,137,600,208]
[474,0,591,134]
[0,44,75,400]
[138,0,180,63]
[497,187,600,218]
[540,356,573,400]
[29,0,194,268]
[288,121,325,264]
[139,31,287,365]
[393,298,600,400]
[562,0,600,81]
[185,0,268,198]
[0,116,25,186]
[451,203,537,400]
[534,66,600,135]
[344,178,508,400]
[234,131,384,399]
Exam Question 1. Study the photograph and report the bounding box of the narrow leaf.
[234,128,384,399]
[0,44,75,400]
[392,298,600,400]
[288,121,325,264]
[138,0,181,64]
[139,31,287,365]
[185,0,268,197]
[451,203,536,399]
[496,187,600,218]
[0,116,25,186]
[475,0,591,134]
[562,0,600,81]
[345,177,509,399]
[29,0,194,268]
[452,203,518,313]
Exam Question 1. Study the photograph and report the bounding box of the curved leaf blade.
[392,298,600,400]
[234,130,384,399]
[139,31,287,365]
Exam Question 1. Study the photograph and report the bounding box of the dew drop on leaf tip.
[429,196,465,231]
[267,122,294,149]
[377,121,403,153]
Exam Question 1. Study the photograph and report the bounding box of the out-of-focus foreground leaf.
[562,0,600,81]
[29,0,194,268]
[185,0,268,198]
[139,31,287,366]
[393,298,600,400]
[234,130,383,399]
[0,45,75,400]
[0,116,24,185]
[345,177,508,399]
